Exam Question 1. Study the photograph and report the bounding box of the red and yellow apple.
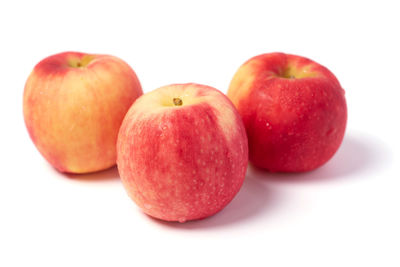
[228,52,347,172]
[117,83,248,222]
[23,51,142,173]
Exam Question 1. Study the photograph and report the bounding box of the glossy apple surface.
[23,51,142,173]
[117,83,248,222]
[228,52,347,172]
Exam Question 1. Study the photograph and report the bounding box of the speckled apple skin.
[23,52,142,173]
[228,53,347,172]
[117,84,248,222]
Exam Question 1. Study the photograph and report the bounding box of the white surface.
[1,1,399,266]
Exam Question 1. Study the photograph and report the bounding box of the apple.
[228,52,347,172]
[117,83,248,222]
[23,51,143,174]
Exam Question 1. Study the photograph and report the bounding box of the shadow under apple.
[63,165,120,182]
[150,174,282,230]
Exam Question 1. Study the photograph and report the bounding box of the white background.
[1,0,399,266]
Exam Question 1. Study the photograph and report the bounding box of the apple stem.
[173,98,183,106]
[77,62,82,67]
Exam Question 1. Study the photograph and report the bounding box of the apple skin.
[117,83,248,222]
[23,51,143,174]
[228,52,347,172]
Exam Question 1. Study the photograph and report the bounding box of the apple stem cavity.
[173,98,183,106]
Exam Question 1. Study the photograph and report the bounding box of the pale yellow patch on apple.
[227,60,258,107]
[280,61,319,79]
[129,84,204,113]
[127,83,241,142]
[205,93,242,143]
[66,54,97,68]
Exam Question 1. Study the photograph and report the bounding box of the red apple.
[23,51,143,174]
[117,83,248,222]
[228,52,347,172]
